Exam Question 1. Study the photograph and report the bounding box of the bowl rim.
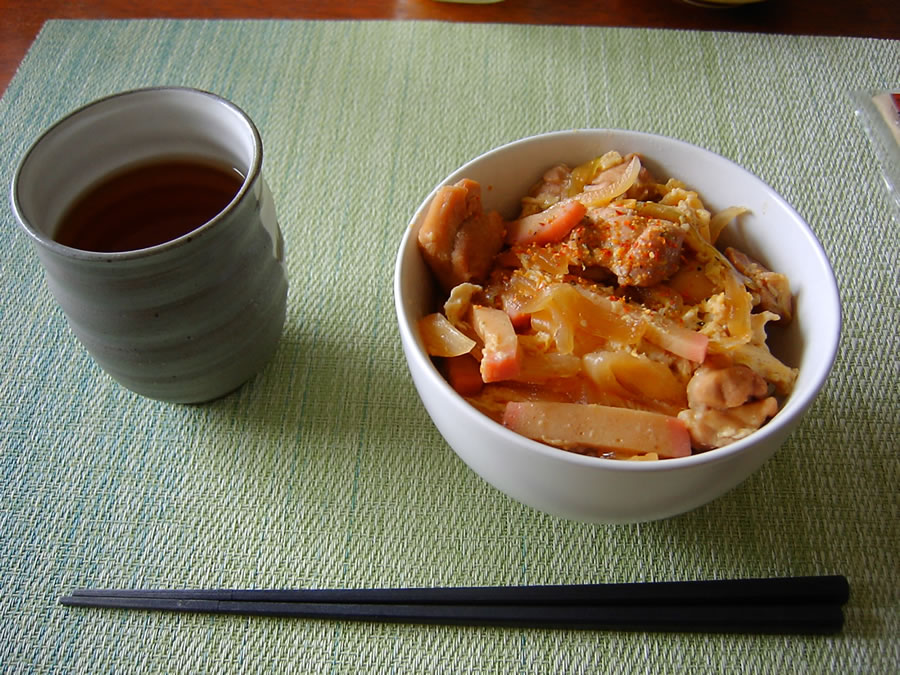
[394,128,841,472]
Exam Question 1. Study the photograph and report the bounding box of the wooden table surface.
[1,0,898,95]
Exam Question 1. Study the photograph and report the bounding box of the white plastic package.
[853,90,900,221]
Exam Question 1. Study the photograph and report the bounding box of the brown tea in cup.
[53,157,244,253]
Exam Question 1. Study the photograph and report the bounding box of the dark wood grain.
[1,0,897,95]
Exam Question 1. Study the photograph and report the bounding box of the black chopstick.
[59,596,844,634]
[64,575,849,606]
[59,575,849,634]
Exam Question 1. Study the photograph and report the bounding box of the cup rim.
[10,86,263,261]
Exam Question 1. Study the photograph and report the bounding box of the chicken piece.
[679,363,776,449]
[418,179,505,292]
[725,247,793,322]
[567,213,685,287]
[678,397,778,450]
[520,164,571,216]
[686,364,769,410]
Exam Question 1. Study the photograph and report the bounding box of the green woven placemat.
[1,19,897,673]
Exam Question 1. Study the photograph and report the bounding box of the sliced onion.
[579,155,641,207]
[709,206,749,243]
[722,268,753,344]
[419,313,476,357]
[443,282,481,327]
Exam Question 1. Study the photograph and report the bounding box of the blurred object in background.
[682,0,766,6]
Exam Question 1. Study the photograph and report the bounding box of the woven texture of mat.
[0,19,897,672]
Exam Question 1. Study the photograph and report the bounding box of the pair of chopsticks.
[60,575,849,634]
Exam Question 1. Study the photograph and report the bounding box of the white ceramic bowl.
[394,129,840,523]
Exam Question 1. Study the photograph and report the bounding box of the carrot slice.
[642,318,709,363]
[502,401,692,459]
[505,199,586,246]
[472,305,522,383]
[444,355,484,396]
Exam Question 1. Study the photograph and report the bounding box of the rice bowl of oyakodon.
[394,129,840,523]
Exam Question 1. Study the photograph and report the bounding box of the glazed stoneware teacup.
[11,87,288,403]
